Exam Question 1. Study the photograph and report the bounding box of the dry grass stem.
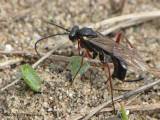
[0,58,23,69]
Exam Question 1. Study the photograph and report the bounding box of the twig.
[0,42,66,92]
[88,11,160,34]
[82,78,160,120]
[101,20,144,35]
[100,103,160,112]
[66,114,83,120]
[67,102,160,120]
[0,79,20,92]
[32,41,67,69]
[125,93,141,106]
[113,86,137,91]
[0,58,23,69]
[0,50,102,67]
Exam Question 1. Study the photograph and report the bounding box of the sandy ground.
[0,0,160,119]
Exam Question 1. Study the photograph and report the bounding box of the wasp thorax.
[77,28,97,38]
[69,25,79,42]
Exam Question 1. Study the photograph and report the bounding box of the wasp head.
[69,25,79,42]
[69,25,97,42]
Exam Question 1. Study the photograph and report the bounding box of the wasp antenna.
[35,32,68,58]
[42,20,71,32]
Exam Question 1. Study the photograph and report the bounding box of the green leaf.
[71,56,90,77]
[120,103,128,120]
[21,64,41,92]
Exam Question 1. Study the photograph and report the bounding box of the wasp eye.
[69,33,75,41]
[69,25,79,42]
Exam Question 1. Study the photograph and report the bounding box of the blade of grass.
[120,102,129,120]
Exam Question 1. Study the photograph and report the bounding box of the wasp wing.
[85,36,149,73]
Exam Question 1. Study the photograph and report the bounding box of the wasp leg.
[73,43,97,84]
[85,49,93,59]
[78,39,83,55]
[99,52,115,112]
[116,32,133,48]
[103,62,115,113]
[85,49,98,59]
[72,51,86,85]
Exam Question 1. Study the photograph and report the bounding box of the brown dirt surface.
[0,0,160,120]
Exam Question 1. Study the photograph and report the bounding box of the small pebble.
[14,72,22,79]
[12,75,17,80]
[49,64,57,73]
[153,85,158,90]
[5,44,13,51]
[58,67,64,73]
[68,92,73,98]
[34,33,41,39]
[66,73,72,82]
[52,76,55,79]
[47,108,52,112]
[26,37,32,41]
[43,102,49,108]
[49,97,53,100]
[139,73,147,79]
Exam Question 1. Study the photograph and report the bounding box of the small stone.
[139,73,147,79]
[126,110,130,115]
[52,76,55,79]
[68,92,73,97]
[34,33,41,39]
[14,72,22,79]
[5,44,13,51]
[11,108,17,113]
[157,91,160,96]
[57,50,62,54]
[47,108,52,112]
[43,102,49,108]
[26,37,32,41]
[59,95,63,100]
[49,97,53,100]
[49,64,57,73]
[153,85,158,90]
[66,73,72,82]
[58,67,64,73]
